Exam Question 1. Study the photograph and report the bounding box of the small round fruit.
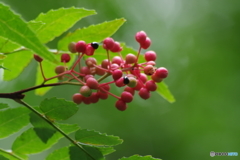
[103,37,115,50]
[123,76,130,84]
[55,66,65,74]
[124,87,135,95]
[115,100,127,111]
[154,67,168,79]
[144,51,157,61]
[61,53,71,63]
[125,53,137,64]
[80,86,92,97]
[127,77,137,88]
[85,57,97,67]
[68,42,77,53]
[145,80,157,91]
[121,91,133,103]
[144,65,155,75]
[34,54,43,62]
[86,77,99,89]
[135,31,147,43]
[140,37,151,49]
[76,41,87,53]
[112,69,123,81]
[138,87,150,99]
[110,41,122,52]
[91,42,99,49]
[72,93,83,104]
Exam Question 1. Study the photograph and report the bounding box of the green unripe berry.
[127,77,137,88]
[80,86,92,97]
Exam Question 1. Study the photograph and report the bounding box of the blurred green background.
[0,0,240,160]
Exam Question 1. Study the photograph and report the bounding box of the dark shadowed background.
[0,0,240,160]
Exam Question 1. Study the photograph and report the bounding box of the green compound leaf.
[0,3,56,63]
[58,18,126,51]
[12,123,79,154]
[0,107,30,139]
[156,81,175,103]
[32,7,96,43]
[119,155,162,160]
[0,103,9,110]
[46,145,104,160]
[75,129,123,147]
[3,50,32,81]
[40,97,79,121]
[35,53,76,95]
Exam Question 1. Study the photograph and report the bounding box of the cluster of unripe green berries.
[34,31,168,111]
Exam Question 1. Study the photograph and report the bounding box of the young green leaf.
[28,20,45,32]
[0,103,9,110]
[0,3,56,63]
[0,107,30,139]
[98,147,116,156]
[46,145,105,160]
[0,149,21,160]
[12,123,79,154]
[32,7,96,43]
[58,18,126,51]
[119,155,162,160]
[156,81,175,103]
[3,50,32,81]
[0,37,19,54]
[75,129,123,147]
[39,97,78,121]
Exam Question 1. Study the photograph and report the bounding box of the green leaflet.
[31,7,96,43]
[119,155,162,160]
[58,18,126,51]
[12,123,79,154]
[0,107,30,139]
[46,145,104,160]
[39,97,79,121]
[156,81,175,103]
[75,129,123,147]
[0,3,56,63]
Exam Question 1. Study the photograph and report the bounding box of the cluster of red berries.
[34,31,168,111]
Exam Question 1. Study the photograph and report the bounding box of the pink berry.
[115,100,127,111]
[76,41,87,53]
[85,57,97,67]
[112,69,123,81]
[89,92,99,103]
[86,77,99,89]
[112,56,122,66]
[143,65,155,75]
[124,87,135,95]
[115,77,125,87]
[139,73,147,83]
[82,97,92,104]
[85,44,95,56]
[110,42,122,52]
[110,63,119,70]
[103,37,115,50]
[72,93,83,104]
[125,53,137,64]
[140,37,151,49]
[101,59,110,69]
[151,74,163,83]
[154,67,168,79]
[34,54,43,62]
[135,31,147,43]
[132,79,142,91]
[80,66,91,75]
[84,75,94,82]
[80,86,92,97]
[68,42,77,53]
[138,87,150,99]
[145,80,157,91]
[99,84,110,93]
[61,53,71,63]
[97,91,108,100]
[144,51,156,61]
[95,65,105,76]
[146,61,156,66]
[121,91,133,103]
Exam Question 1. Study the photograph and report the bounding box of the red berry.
[144,51,156,61]
[135,31,147,43]
[89,92,99,103]
[99,84,110,93]
[138,87,150,99]
[76,41,87,53]
[95,65,105,76]
[124,87,135,95]
[115,100,127,111]
[125,53,137,64]
[80,66,91,75]
[112,69,123,81]
[110,63,119,70]
[85,57,97,67]
[151,74,163,83]
[145,80,157,91]
[121,91,133,103]
[139,73,147,83]
[68,42,77,53]
[61,53,71,63]
[80,86,92,97]
[115,77,125,87]
[55,66,65,74]
[86,77,99,89]
[101,59,110,69]
[85,44,95,56]
[34,54,43,62]
[110,41,122,52]
[154,67,168,79]
[112,56,122,66]
[146,61,156,66]
[103,37,115,50]
[82,97,92,104]
[143,65,155,75]
[140,37,151,49]
[97,91,108,100]
[72,93,83,104]
[84,75,94,82]
[132,79,142,91]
